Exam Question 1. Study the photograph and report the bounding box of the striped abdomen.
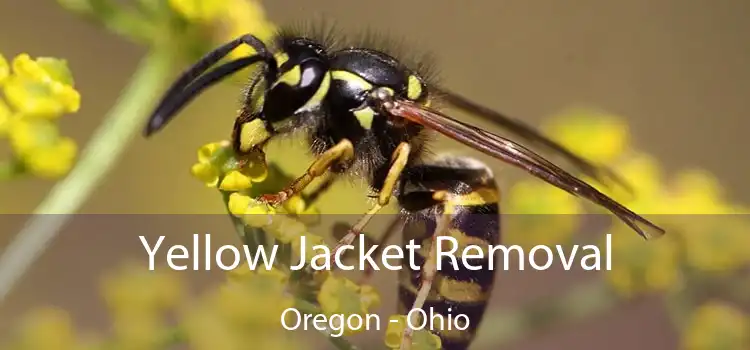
[397,157,501,350]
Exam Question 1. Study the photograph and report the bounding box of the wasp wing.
[433,87,632,194]
[384,98,665,239]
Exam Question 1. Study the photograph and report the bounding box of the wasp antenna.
[144,56,268,136]
[144,34,276,137]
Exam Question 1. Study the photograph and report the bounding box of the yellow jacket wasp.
[144,25,665,350]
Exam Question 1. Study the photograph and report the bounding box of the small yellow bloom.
[543,108,631,164]
[111,312,163,349]
[190,162,219,187]
[12,54,75,85]
[219,170,253,191]
[23,136,77,178]
[0,98,12,135]
[385,315,442,350]
[102,263,184,317]
[255,267,290,286]
[683,301,749,350]
[211,273,294,328]
[0,54,8,85]
[242,203,276,227]
[505,180,582,248]
[7,118,78,178]
[197,141,226,163]
[220,0,277,60]
[3,75,79,118]
[183,304,244,350]
[227,192,252,216]
[191,141,268,189]
[604,227,681,297]
[271,216,310,243]
[16,307,78,350]
[4,54,80,118]
[283,195,306,215]
[7,117,58,155]
[667,169,730,214]
[317,275,381,336]
[679,215,750,272]
[168,0,226,23]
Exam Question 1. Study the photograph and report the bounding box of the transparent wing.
[384,98,665,239]
[434,87,633,193]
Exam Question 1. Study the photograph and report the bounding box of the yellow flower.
[283,195,307,215]
[23,136,77,178]
[168,0,227,23]
[227,192,252,216]
[0,53,8,85]
[209,271,294,328]
[604,226,681,297]
[543,108,631,164]
[679,215,750,272]
[505,179,583,248]
[317,275,381,336]
[0,98,12,135]
[385,315,442,350]
[102,263,184,317]
[7,118,78,178]
[4,54,80,118]
[667,169,731,214]
[219,170,253,191]
[191,162,219,187]
[268,216,308,244]
[683,301,749,350]
[15,307,78,350]
[190,141,268,189]
[220,0,277,60]
[111,312,164,349]
[197,141,226,163]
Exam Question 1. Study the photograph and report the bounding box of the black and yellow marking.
[397,158,501,350]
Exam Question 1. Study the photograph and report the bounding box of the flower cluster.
[168,0,278,55]
[190,140,383,343]
[535,108,749,349]
[0,53,80,179]
[683,301,749,350]
[511,108,749,296]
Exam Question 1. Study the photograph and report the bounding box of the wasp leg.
[302,172,339,208]
[329,142,411,258]
[358,216,404,284]
[400,195,455,350]
[260,139,354,205]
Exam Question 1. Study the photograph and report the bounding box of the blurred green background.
[0,0,748,349]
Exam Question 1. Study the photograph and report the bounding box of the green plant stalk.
[0,50,174,304]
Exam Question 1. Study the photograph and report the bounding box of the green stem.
[0,50,173,304]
